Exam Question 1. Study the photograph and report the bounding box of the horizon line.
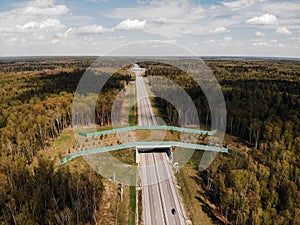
[0,55,300,60]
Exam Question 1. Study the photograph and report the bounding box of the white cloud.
[189,6,206,19]
[209,27,229,34]
[260,1,300,16]
[222,0,265,10]
[246,13,277,25]
[0,0,69,34]
[115,19,147,30]
[23,0,69,16]
[23,5,68,16]
[255,31,266,37]
[63,19,148,37]
[0,0,70,52]
[288,37,300,43]
[224,37,232,42]
[107,0,241,38]
[148,39,177,44]
[108,1,190,20]
[252,39,284,48]
[202,36,243,48]
[51,39,59,44]
[16,19,63,31]
[26,0,55,7]
[0,0,299,57]
[151,18,171,26]
[66,25,111,35]
[7,37,17,43]
[276,27,292,35]
[253,41,268,47]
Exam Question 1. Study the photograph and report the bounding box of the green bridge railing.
[59,141,230,165]
[79,125,217,138]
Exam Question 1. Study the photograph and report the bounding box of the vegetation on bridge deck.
[79,125,217,137]
[59,141,230,165]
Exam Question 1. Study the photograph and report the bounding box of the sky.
[0,0,300,57]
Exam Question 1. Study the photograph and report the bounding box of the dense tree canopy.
[0,57,132,160]
[0,157,103,225]
[0,57,133,225]
[139,59,300,224]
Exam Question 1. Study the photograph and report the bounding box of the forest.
[139,59,300,225]
[0,56,299,224]
[0,57,132,224]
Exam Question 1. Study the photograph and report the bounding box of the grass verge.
[175,165,216,225]
[129,82,137,126]
[110,148,137,166]
[129,186,137,225]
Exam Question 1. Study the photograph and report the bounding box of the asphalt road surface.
[131,64,187,225]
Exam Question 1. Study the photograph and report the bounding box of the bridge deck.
[59,141,230,165]
[79,125,217,137]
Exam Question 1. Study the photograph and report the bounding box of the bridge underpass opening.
[136,146,173,163]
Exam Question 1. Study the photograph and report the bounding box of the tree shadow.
[191,174,231,225]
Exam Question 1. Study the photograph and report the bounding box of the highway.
[132,64,187,225]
